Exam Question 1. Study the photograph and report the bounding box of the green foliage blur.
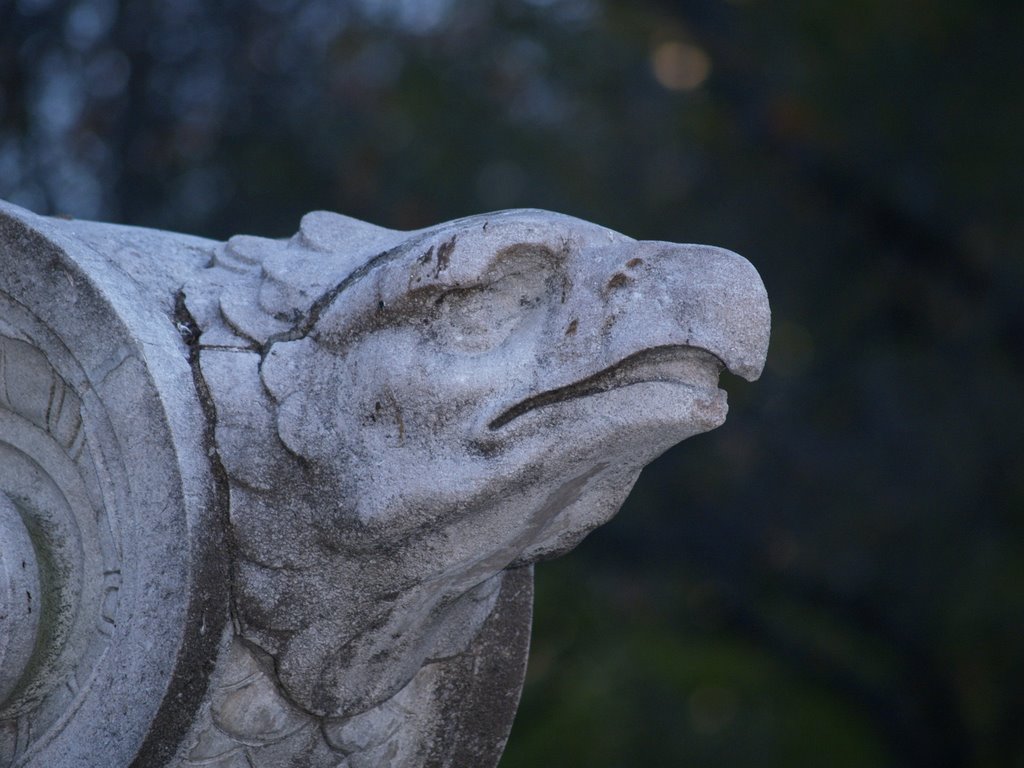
[1,0,1021,765]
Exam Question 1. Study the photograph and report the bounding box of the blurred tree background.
[1,0,1022,765]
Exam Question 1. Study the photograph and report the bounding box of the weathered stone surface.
[0,199,769,767]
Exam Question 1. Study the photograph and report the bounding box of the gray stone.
[0,494,41,706]
[0,200,769,767]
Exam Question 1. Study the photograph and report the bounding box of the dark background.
[2,1,1022,765]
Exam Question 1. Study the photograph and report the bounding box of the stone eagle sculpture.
[0,201,769,767]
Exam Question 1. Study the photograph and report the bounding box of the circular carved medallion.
[0,205,226,767]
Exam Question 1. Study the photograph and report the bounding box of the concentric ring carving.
[1,202,229,768]
[0,300,124,767]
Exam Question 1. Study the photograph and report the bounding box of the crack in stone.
[257,232,438,365]
[173,289,238,612]
[126,293,240,768]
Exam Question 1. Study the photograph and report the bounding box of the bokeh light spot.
[650,41,711,91]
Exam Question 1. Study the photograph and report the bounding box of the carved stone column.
[0,200,769,767]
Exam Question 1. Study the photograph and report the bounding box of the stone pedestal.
[0,200,769,767]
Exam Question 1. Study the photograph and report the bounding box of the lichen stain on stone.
[435,236,457,276]
[604,272,632,294]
